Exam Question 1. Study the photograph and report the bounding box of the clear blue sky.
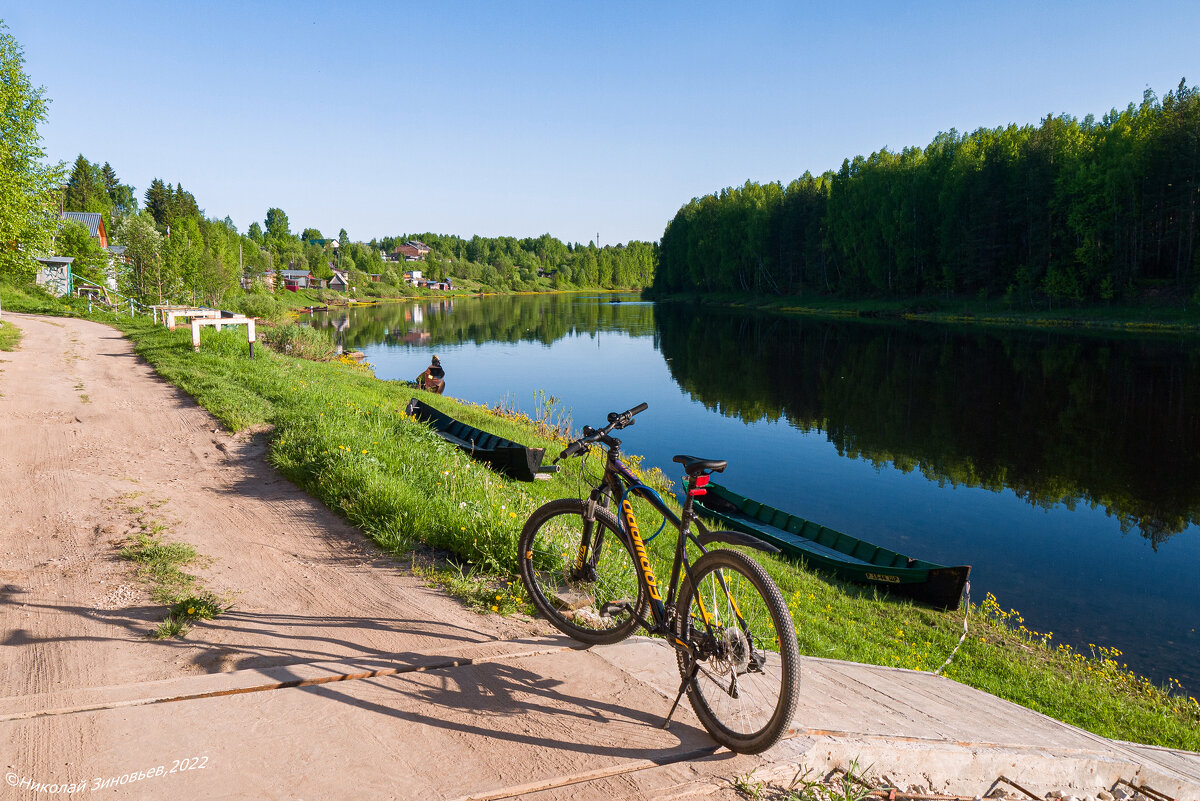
[6,1,1198,245]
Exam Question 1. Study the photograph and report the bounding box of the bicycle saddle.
[672,454,727,476]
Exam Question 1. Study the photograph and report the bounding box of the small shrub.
[229,292,288,323]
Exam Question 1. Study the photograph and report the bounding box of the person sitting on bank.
[416,355,446,394]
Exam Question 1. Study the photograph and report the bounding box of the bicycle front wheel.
[518,498,647,645]
[675,547,800,753]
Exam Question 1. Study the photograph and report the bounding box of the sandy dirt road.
[0,314,597,788]
[0,313,536,694]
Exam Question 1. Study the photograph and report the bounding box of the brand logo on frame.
[623,500,661,601]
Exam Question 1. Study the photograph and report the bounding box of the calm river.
[311,293,1200,692]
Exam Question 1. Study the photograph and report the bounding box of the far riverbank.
[643,289,1200,335]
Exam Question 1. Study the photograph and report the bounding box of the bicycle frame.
[582,439,774,650]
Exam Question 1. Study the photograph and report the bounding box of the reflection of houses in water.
[332,314,350,354]
[381,324,430,345]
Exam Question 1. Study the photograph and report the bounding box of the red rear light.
[688,488,707,496]
[694,475,710,487]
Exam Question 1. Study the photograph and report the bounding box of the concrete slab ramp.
[2,637,1197,800]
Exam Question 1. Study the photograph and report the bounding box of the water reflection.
[654,305,1200,548]
[308,294,654,352]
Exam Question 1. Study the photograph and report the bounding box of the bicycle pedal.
[599,600,633,616]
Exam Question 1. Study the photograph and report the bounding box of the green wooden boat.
[404,398,559,482]
[695,483,970,609]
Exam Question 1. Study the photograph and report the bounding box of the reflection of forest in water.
[308,294,655,351]
[654,304,1200,547]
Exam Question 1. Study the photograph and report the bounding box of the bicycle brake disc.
[718,626,751,675]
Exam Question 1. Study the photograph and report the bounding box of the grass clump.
[413,560,530,616]
[0,319,22,351]
[119,527,227,638]
[153,593,225,639]
[119,530,200,603]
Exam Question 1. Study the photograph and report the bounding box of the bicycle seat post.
[680,472,711,528]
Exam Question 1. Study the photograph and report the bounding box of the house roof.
[60,212,104,239]
[36,256,75,266]
[280,269,312,278]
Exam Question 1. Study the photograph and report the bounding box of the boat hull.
[696,483,969,609]
[404,398,557,482]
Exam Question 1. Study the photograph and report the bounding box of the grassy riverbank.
[646,289,1200,335]
[2,282,1196,749]
[96,315,1197,750]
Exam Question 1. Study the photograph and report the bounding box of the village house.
[329,269,350,291]
[60,211,107,248]
[393,240,431,261]
[240,270,276,291]
[279,269,319,290]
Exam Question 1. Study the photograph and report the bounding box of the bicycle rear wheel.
[675,547,800,753]
[519,498,647,645]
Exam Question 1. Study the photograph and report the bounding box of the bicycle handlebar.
[555,402,648,462]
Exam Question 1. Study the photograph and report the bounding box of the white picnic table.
[164,308,222,330]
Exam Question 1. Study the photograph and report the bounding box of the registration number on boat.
[864,573,901,583]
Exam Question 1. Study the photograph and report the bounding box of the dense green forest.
[380,233,657,291]
[51,160,659,306]
[654,81,1200,307]
[20,151,658,306]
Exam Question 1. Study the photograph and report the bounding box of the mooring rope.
[934,581,970,676]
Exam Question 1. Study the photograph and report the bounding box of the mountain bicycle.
[517,402,800,754]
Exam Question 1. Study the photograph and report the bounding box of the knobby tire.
[675,547,800,754]
[518,498,647,645]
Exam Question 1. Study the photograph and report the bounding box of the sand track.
[0,313,533,701]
